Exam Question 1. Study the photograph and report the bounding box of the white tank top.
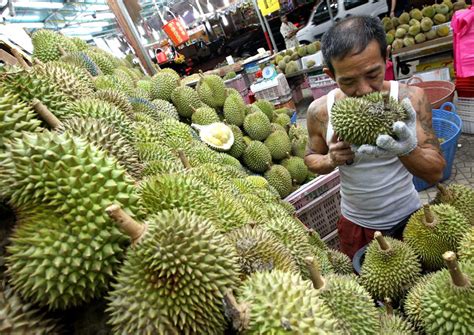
[326,81,421,230]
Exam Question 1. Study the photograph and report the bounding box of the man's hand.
[354,98,418,158]
[328,133,355,167]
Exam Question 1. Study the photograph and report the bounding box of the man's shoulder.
[308,95,329,122]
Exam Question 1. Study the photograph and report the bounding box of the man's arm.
[399,85,445,184]
[304,97,355,174]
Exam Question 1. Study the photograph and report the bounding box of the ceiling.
[0,0,240,39]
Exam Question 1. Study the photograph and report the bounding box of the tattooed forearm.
[418,93,442,153]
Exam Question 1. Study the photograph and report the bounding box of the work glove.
[353,98,418,158]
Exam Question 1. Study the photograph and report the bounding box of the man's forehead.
[337,64,383,80]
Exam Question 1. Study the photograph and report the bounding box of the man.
[280,15,299,50]
[304,16,445,259]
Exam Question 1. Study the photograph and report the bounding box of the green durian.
[422,5,435,18]
[253,100,275,121]
[191,106,220,125]
[94,89,133,117]
[84,50,115,75]
[150,72,180,101]
[264,165,292,198]
[264,130,292,161]
[223,93,246,126]
[399,12,411,24]
[404,273,437,330]
[421,17,434,32]
[223,71,237,80]
[170,85,203,118]
[243,111,272,141]
[242,141,272,173]
[60,51,100,76]
[327,249,353,275]
[197,74,226,108]
[228,125,246,158]
[32,29,77,62]
[459,227,474,262]
[281,156,309,185]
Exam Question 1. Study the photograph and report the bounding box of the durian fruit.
[403,204,470,270]
[421,17,433,32]
[136,79,153,97]
[225,225,298,279]
[271,122,287,133]
[225,87,241,98]
[425,29,438,40]
[435,184,474,225]
[150,72,179,101]
[274,113,291,129]
[437,25,450,37]
[410,7,423,20]
[408,23,421,36]
[65,98,135,141]
[327,249,353,275]
[106,208,240,334]
[285,61,299,75]
[422,5,435,18]
[404,273,436,330]
[264,164,292,197]
[56,117,143,179]
[130,98,170,122]
[281,156,309,185]
[253,100,275,121]
[292,136,308,158]
[245,175,269,189]
[0,87,42,148]
[264,130,292,161]
[395,27,407,38]
[0,283,61,334]
[307,228,328,251]
[60,51,101,76]
[152,98,179,120]
[391,16,400,28]
[84,50,115,75]
[399,12,411,24]
[243,111,272,141]
[459,227,474,262]
[277,60,287,72]
[242,141,272,173]
[3,132,142,309]
[453,0,467,11]
[32,29,77,62]
[296,45,307,57]
[305,257,379,334]
[197,74,227,108]
[228,125,246,158]
[415,33,426,44]
[386,33,395,45]
[359,232,421,300]
[70,36,88,50]
[223,71,237,80]
[403,36,415,47]
[1,71,70,119]
[382,17,393,32]
[228,271,341,334]
[33,61,94,99]
[331,92,407,145]
[94,89,133,117]
[419,252,474,334]
[433,13,447,25]
[378,303,416,335]
[223,93,246,126]
[170,85,203,118]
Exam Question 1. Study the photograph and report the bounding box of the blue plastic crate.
[413,115,462,191]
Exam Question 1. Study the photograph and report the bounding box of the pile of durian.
[273,41,322,75]
[383,0,467,50]
[1,29,473,333]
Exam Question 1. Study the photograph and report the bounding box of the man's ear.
[323,67,335,82]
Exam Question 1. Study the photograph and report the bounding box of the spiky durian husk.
[186,165,237,193]
[232,178,279,203]
[317,274,379,334]
[288,124,308,140]
[159,67,180,81]
[129,97,172,122]
[434,184,474,225]
[142,159,184,177]
[84,50,115,75]
[253,99,275,121]
[2,132,142,309]
[70,36,89,51]
[307,229,329,251]
[420,261,474,334]
[0,71,69,119]
[0,284,61,334]
[107,209,240,334]
[135,142,177,162]
[64,98,135,142]
[328,249,354,275]
[217,152,243,169]
[191,106,220,125]
[263,216,333,277]
[60,51,100,76]
[264,165,293,198]
[242,141,272,173]
[291,136,308,158]
[135,79,153,98]
[243,111,272,141]
[56,117,143,178]
[156,118,195,143]
[151,99,179,120]
[223,93,246,127]
[378,313,416,335]
[459,228,474,262]
[32,29,77,62]
[404,204,470,270]
[331,92,407,145]
[245,175,269,188]
[170,85,203,118]
[237,271,342,334]
[281,156,309,185]
[0,87,42,148]
[238,193,271,225]
[94,89,133,117]
[150,72,179,101]
[33,62,94,99]
[404,273,436,330]
[359,236,421,301]
[199,162,248,180]
[113,68,135,88]
[196,74,226,108]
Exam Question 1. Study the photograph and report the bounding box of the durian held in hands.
[331,92,408,146]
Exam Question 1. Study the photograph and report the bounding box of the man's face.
[326,40,386,97]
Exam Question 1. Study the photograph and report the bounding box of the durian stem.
[11,48,30,70]
[305,257,325,289]
[32,99,62,129]
[436,184,448,197]
[223,290,249,332]
[384,298,394,315]
[374,231,390,251]
[423,204,436,227]
[177,149,191,169]
[190,106,197,114]
[33,58,43,66]
[443,251,470,288]
[58,46,66,56]
[106,204,145,243]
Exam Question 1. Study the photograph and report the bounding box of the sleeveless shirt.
[325,81,421,230]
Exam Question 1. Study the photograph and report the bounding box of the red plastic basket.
[408,77,455,109]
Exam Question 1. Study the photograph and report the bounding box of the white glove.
[353,98,418,158]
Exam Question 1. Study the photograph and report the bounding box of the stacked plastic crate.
[224,74,250,103]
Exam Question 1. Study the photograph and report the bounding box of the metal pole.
[262,13,278,53]
[326,0,335,24]
[250,0,277,53]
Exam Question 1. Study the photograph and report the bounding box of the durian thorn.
[106,204,146,244]
[190,106,198,114]
[305,256,325,290]
[58,46,67,56]
[223,290,250,332]
[33,58,43,66]
[384,297,394,315]
[443,251,470,288]
[423,204,436,227]
[31,99,62,129]
[11,48,30,70]
[177,149,191,169]
[374,231,391,251]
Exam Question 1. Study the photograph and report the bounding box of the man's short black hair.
[321,15,387,74]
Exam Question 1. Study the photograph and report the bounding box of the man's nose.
[355,81,373,97]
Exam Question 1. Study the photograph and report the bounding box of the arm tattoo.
[418,94,442,153]
[311,109,328,137]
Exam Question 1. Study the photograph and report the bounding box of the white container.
[301,51,324,69]
[250,73,291,101]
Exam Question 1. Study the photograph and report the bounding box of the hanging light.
[207,1,214,13]
[221,15,228,26]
